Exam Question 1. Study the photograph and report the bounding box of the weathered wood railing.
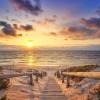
[0,71,47,85]
[55,71,100,88]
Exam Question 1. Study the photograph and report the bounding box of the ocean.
[0,50,100,66]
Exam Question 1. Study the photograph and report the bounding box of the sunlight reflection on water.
[28,56,35,65]
[0,50,100,66]
[26,51,37,66]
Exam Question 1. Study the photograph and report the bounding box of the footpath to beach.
[0,65,100,100]
[40,77,67,100]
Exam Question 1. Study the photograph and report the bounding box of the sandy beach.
[0,65,100,100]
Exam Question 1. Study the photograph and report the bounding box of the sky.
[0,0,100,50]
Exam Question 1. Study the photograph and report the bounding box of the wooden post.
[57,71,60,78]
[60,71,62,80]
[66,69,70,88]
[55,72,57,77]
[29,74,34,85]
[36,74,38,82]
[42,72,44,77]
[62,75,64,83]
[56,71,58,78]
[41,71,43,78]
[66,75,70,88]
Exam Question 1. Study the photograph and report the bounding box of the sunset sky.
[0,0,100,50]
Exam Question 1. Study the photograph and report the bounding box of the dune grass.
[93,85,100,100]
[63,65,100,72]
[0,67,10,100]
[0,79,10,90]
[98,92,100,100]
[0,67,10,90]
[0,95,7,100]
[90,83,100,100]
[0,67,3,73]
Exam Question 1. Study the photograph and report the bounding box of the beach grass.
[97,92,100,100]
[93,84,100,100]
[0,95,7,100]
[63,65,100,72]
[0,67,3,73]
[0,67,10,90]
[90,83,100,100]
[0,79,10,90]
[0,67,10,100]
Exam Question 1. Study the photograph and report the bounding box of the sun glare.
[27,42,33,48]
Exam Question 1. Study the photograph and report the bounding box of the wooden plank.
[42,91,62,92]
[0,72,34,79]
[40,77,67,100]
[40,96,67,100]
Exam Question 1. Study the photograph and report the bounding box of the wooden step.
[42,90,62,92]
[40,96,67,100]
[40,77,67,100]
[41,91,64,95]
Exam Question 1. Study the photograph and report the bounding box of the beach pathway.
[40,77,67,100]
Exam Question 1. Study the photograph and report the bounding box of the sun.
[27,41,33,48]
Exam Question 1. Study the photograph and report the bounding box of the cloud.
[13,24,18,29]
[53,15,58,19]
[94,7,100,16]
[49,32,57,36]
[10,0,43,15]
[2,26,16,36]
[57,10,100,40]
[3,17,20,23]
[3,16,10,21]
[36,16,57,27]
[59,25,100,40]
[13,24,34,31]
[0,21,8,27]
[68,26,96,35]
[19,25,34,31]
[0,21,34,38]
[0,21,22,37]
[45,18,56,23]
[11,18,20,22]
[81,18,100,29]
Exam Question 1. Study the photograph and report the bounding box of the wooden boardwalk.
[40,77,67,100]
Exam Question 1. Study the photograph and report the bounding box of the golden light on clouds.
[0,0,100,50]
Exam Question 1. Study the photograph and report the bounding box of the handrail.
[0,72,37,85]
[0,71,47,99]
[63,72,100,79]
[0,70,47,85]
[55,71,100,88]
[0,72,34,80]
